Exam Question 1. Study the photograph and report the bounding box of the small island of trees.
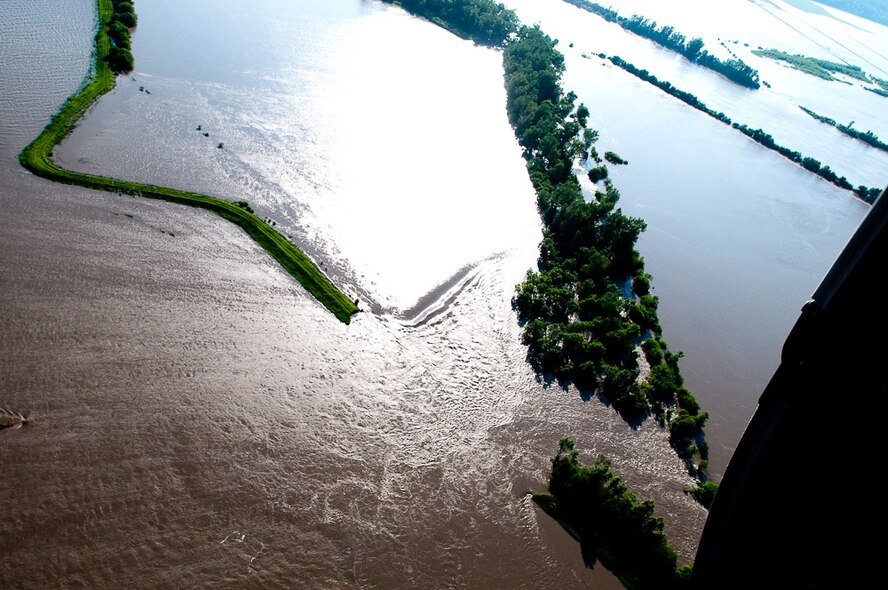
[534,439,694,589]
[604,151,628,165]
[504,26,711,466]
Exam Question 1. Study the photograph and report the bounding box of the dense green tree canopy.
[564,0,759,88]
[107,0,137,73]
[382,0,517,47]
[535,439,691,589]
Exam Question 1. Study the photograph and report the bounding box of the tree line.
[533,439,694,589]
[387,2,717,579]
[608,55,732,124]
[731,122,882,201]
[868,76,888,98]
[800,106,888,153]
[388,0,716,483]
[107,0,137,73]
[505,27,710,464]
[380,0,517,47]
[563,0,760,89]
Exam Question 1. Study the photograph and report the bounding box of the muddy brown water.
[3,0,880,586]
[1,0,706,587]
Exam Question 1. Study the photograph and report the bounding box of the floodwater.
[1,0,705,588]
[1,0,882,586]
[502,0,879,474]
[506,0,888,187]
[53,0,543,313]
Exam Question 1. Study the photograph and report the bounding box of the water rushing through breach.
[0,0,881,587]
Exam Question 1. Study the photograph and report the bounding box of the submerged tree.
[535,438,691,589]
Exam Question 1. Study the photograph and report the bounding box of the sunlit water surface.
[1,0,702,587]
[1,0,883,586]
[55,0,542,312]
[502,0,878,472]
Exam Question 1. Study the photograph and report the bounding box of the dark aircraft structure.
[692,187,887,588]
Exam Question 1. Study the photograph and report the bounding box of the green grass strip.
[18,0,359,324]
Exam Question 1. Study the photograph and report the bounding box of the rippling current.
[2,0,882,586]
[1,0,707,587]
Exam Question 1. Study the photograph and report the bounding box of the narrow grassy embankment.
[18,0,359,324]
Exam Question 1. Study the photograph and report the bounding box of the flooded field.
[2,0,882,586]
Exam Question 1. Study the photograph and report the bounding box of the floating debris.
[0,408,31,430]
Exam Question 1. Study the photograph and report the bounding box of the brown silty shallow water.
[0,1,709,587]
[0,180,706,588]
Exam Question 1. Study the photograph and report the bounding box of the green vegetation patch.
[504,28,710,463]
[604,151,628,165]
[684,480,719,509]
[607,54,881,203]
[799,105,888,153]
[380,0,518,47]
[108,0,137,72]
[865,77,888,98]
[18,0,358,323]
[563,0,760,89]
[535,439,693,589]
[752,48,868,82]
